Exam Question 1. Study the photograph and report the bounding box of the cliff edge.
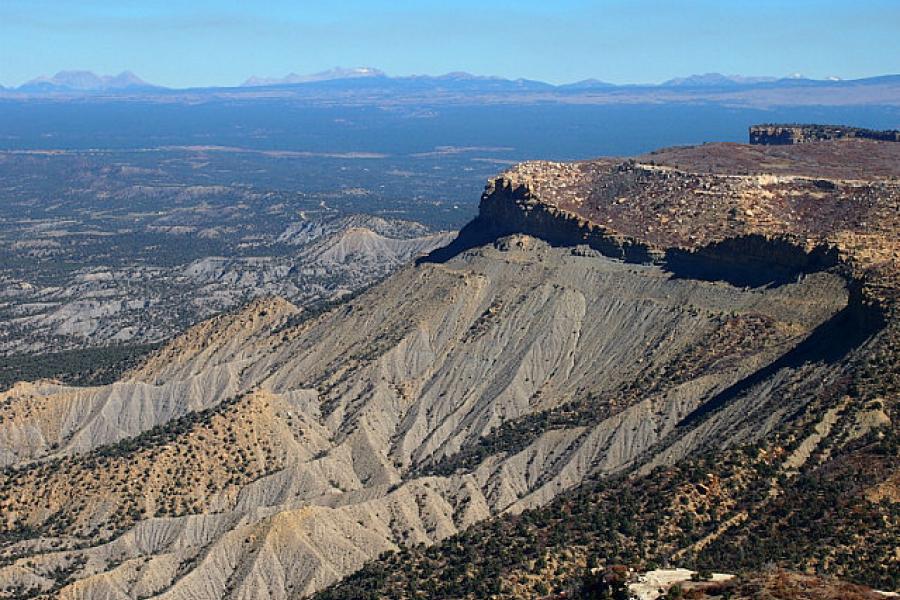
[750,123,900,145]
[453,139,900,315]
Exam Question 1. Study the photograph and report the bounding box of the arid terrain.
[0,147,471,388]
[0,135,896,599]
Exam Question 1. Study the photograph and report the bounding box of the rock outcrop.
[463,140,899,313]
[750,123,900,145]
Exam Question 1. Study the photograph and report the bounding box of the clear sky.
[1,0,898,88]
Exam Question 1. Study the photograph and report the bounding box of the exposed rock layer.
[750,123,900,145]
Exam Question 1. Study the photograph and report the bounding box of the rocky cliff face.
[750,123,900,145]
[466,141,899,310]
[0,140,897,599]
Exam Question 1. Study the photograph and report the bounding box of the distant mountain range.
[242,67,387,87]
[662,73,780,87]
[236,69,856,92]
[4,68,878,93]
[17,70,158,92]
[3,69,898,109]
[658,72,851,87]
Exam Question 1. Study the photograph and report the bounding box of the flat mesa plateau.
[1,138,898,599]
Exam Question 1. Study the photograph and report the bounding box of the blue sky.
[1,0,898,88]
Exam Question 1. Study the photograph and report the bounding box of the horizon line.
[4,68,897,91]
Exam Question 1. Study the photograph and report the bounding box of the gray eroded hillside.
[0,233,849,598]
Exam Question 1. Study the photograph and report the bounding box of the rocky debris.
[628,567,734,600]
[750,123,900,145]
